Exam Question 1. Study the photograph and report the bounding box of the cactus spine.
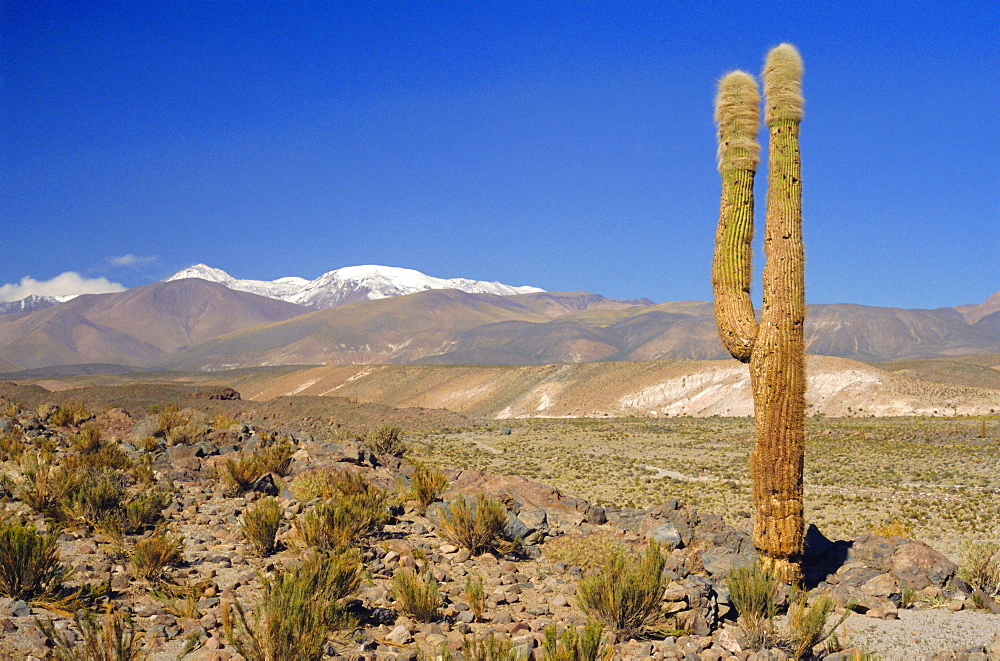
[712,44,805,583]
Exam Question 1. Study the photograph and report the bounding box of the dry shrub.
[465,573,485,622]
[362,425,407,457]
[241,496,282,556]
[727,560,778,649]
[959,541,1000,596]
[128,454,157,490]
[576,541,665,639]
[69,424,102,454]
[255,441,294,476]
[293,488,389,551]
[151,582,202,620]
[38,608,154,661]
[223,551,361,661]
[392,568,441,622]
[437,494,508,555]
[15,455,76,518]
[135,435,159,453]
[165,421,208,446]
[543,530,631,570]
[872,519,912,538]
[48,401,91,427]
[458,632,518,661]
[408,464,448,512]
[130,527,184,581]
[0,519,68,601]
[786,589,851,659]
[218,442,294,495]
[290,466,374,502]
[541,621,608,661]
[153,406,185,438]
[212,413,240,429]
[0,430,25,462]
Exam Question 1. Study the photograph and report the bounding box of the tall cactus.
[712,44,805,583]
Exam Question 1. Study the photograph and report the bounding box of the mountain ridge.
[165,263,545,309]
[0,279,310,369]
[0,265,996,372]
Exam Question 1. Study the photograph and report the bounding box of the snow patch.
[166,263,544,309]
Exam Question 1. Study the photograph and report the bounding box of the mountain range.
[165,263,545,308]
[0,264,997,373]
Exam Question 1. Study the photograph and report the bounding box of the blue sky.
[2,1,997,308]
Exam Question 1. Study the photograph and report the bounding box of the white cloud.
[106,254,158,267]
[0,272,127,302]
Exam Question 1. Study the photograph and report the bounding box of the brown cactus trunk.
[750,116,805,583]
[713,45,806,583]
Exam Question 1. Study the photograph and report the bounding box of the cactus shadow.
[802,524,851,590]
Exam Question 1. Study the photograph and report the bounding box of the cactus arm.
[712,71,761,362]
[749,43,806,583]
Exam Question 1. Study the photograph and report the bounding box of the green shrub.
[727,560,778,649]
[242,496,282,556]
[392,568,441,622]
[576,541,665,639]
[362,425,407,457]
[223,551,361,661]
[408,464,448,512]
[437,494,508,555]
[958,541,1000,596]
[130,527,184,581]
[0,519,68,600]
[540,621,607,661]
[38,608,153,661]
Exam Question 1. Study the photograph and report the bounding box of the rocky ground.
[0,390,998,660]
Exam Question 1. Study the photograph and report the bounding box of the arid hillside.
[0,279,309,369]
[3,286,999,372]
[232,356,1000,418]
[18,356,1000,419]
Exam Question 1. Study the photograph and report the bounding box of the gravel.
[841,609,1000,660]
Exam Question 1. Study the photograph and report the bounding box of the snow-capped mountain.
[165,264,544,309]
[166,265,310,301]
[0,294,62,314]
